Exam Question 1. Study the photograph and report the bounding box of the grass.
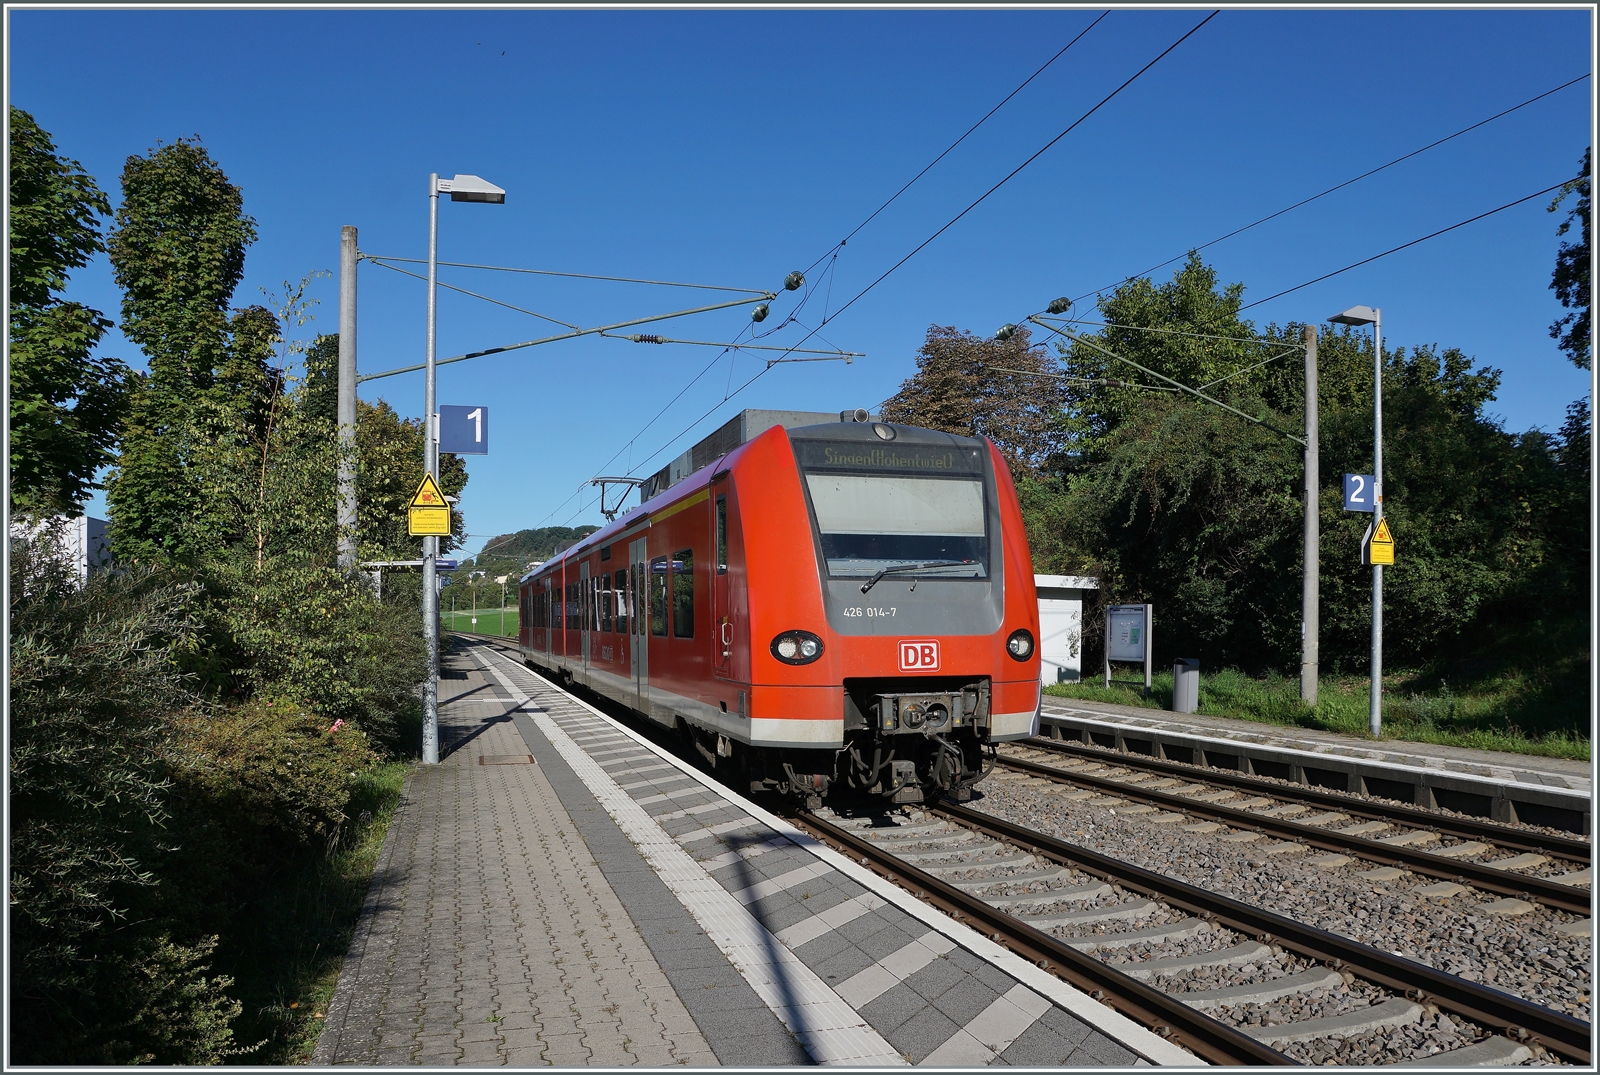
[221,761,411,1064]
[1045,661,1590,762]
[443,608,517,636]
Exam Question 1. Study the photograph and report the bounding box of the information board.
[1106,604,1149,662]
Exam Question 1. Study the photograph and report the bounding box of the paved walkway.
[317,638,1186,1067]
[314,648,720,1066]
[1042,696,1590,793]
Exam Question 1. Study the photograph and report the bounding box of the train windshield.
[797,439,989,580]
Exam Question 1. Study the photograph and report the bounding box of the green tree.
[104,137,264,566]
[8,107,129,515]
[879,323,1070,477]
[1549,147,1590,370]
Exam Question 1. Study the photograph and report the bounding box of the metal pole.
[1369,310,1384,737]
[1103,609,1111,690]
[422,175,441,765]
[1301,324,1319,706]
[338,226,359,576]
[1143,604,1152,699]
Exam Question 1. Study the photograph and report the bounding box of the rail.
[936,802,1593,1065]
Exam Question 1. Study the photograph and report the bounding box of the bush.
[167,698,378,851]
[7,525,255,1064]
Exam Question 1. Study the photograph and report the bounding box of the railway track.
[992,743,1592,918]
[1017,737,1591,859]
[462,636,1588,1065]
[797,802,1592,1066]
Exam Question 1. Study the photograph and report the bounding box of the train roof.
[526,409,989,577]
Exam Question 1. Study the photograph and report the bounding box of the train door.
[579,560,592,673]
[712,490,732,680]
[629,537,648,708]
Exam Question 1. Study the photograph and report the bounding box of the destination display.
[794,440,986,476]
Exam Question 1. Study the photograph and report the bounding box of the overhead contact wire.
[1075,73,1590,304]
[1239,177,1577,310]
[616,12,1218,488]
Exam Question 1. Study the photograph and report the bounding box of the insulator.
[1047,296,1072,314]
[995,323,1017,342]
[630,334,664,344]
[751,303,770,323]
[784,271,805,291]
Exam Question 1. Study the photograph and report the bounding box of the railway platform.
[1039,697,1591,834]
[314,638,1191,1067]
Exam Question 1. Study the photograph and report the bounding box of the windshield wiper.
[858,560,976,594]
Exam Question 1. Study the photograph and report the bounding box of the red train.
[517,409,1041,805]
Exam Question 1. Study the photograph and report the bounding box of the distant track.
[994,748,1590,916]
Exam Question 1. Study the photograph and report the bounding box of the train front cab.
[735,421,1041,805]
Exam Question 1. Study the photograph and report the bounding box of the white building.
[8,515,112,585]
[1034,574,1098,685]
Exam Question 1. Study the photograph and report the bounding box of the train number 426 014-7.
[842,606,897,618]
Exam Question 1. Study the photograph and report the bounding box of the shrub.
[166,698,378,852]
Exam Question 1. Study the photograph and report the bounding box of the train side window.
[600,572,613,632]
[568,583,578,631]
[649,557,668,636]
[671,549,694,638]
[716,497,728,574]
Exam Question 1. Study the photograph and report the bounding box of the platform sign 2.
[1343,473,1376,512]
[439,406,488,455]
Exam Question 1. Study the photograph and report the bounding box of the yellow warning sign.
[408,473,452,537]
[1364,516,1395,566]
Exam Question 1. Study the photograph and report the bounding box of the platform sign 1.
[1343,473,1376,512]
[439,405,488,455]
[408,473,452,537]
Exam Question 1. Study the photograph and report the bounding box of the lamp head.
[1328,305,1378,326]
[437,174,506,204]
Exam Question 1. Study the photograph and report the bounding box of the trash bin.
[1172,657,1200,714]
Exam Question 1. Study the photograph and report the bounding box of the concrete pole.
[1369,311,1384,737]
[422,175,441,765]
[1300,324,1319,706]
[337,226,359,576]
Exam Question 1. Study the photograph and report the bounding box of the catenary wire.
[601,11,1219,502]
[365,256,579,329]
[1238,177,1576,310]
[360,254,768,295]
[533,14,1115,530]
[1072,73,1590,305]
[792,11,1218,346]
[539,12,1211,534]
[836,13,1109,251]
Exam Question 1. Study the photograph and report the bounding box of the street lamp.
[1328,304,1383,737]
[422,172,505,765]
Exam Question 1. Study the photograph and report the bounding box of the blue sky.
[11,7,1593,554]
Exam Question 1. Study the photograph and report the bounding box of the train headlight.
[771,630,825,665]
[1006,629,1035,661]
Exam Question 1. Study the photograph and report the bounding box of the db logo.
[898,639,941,672]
